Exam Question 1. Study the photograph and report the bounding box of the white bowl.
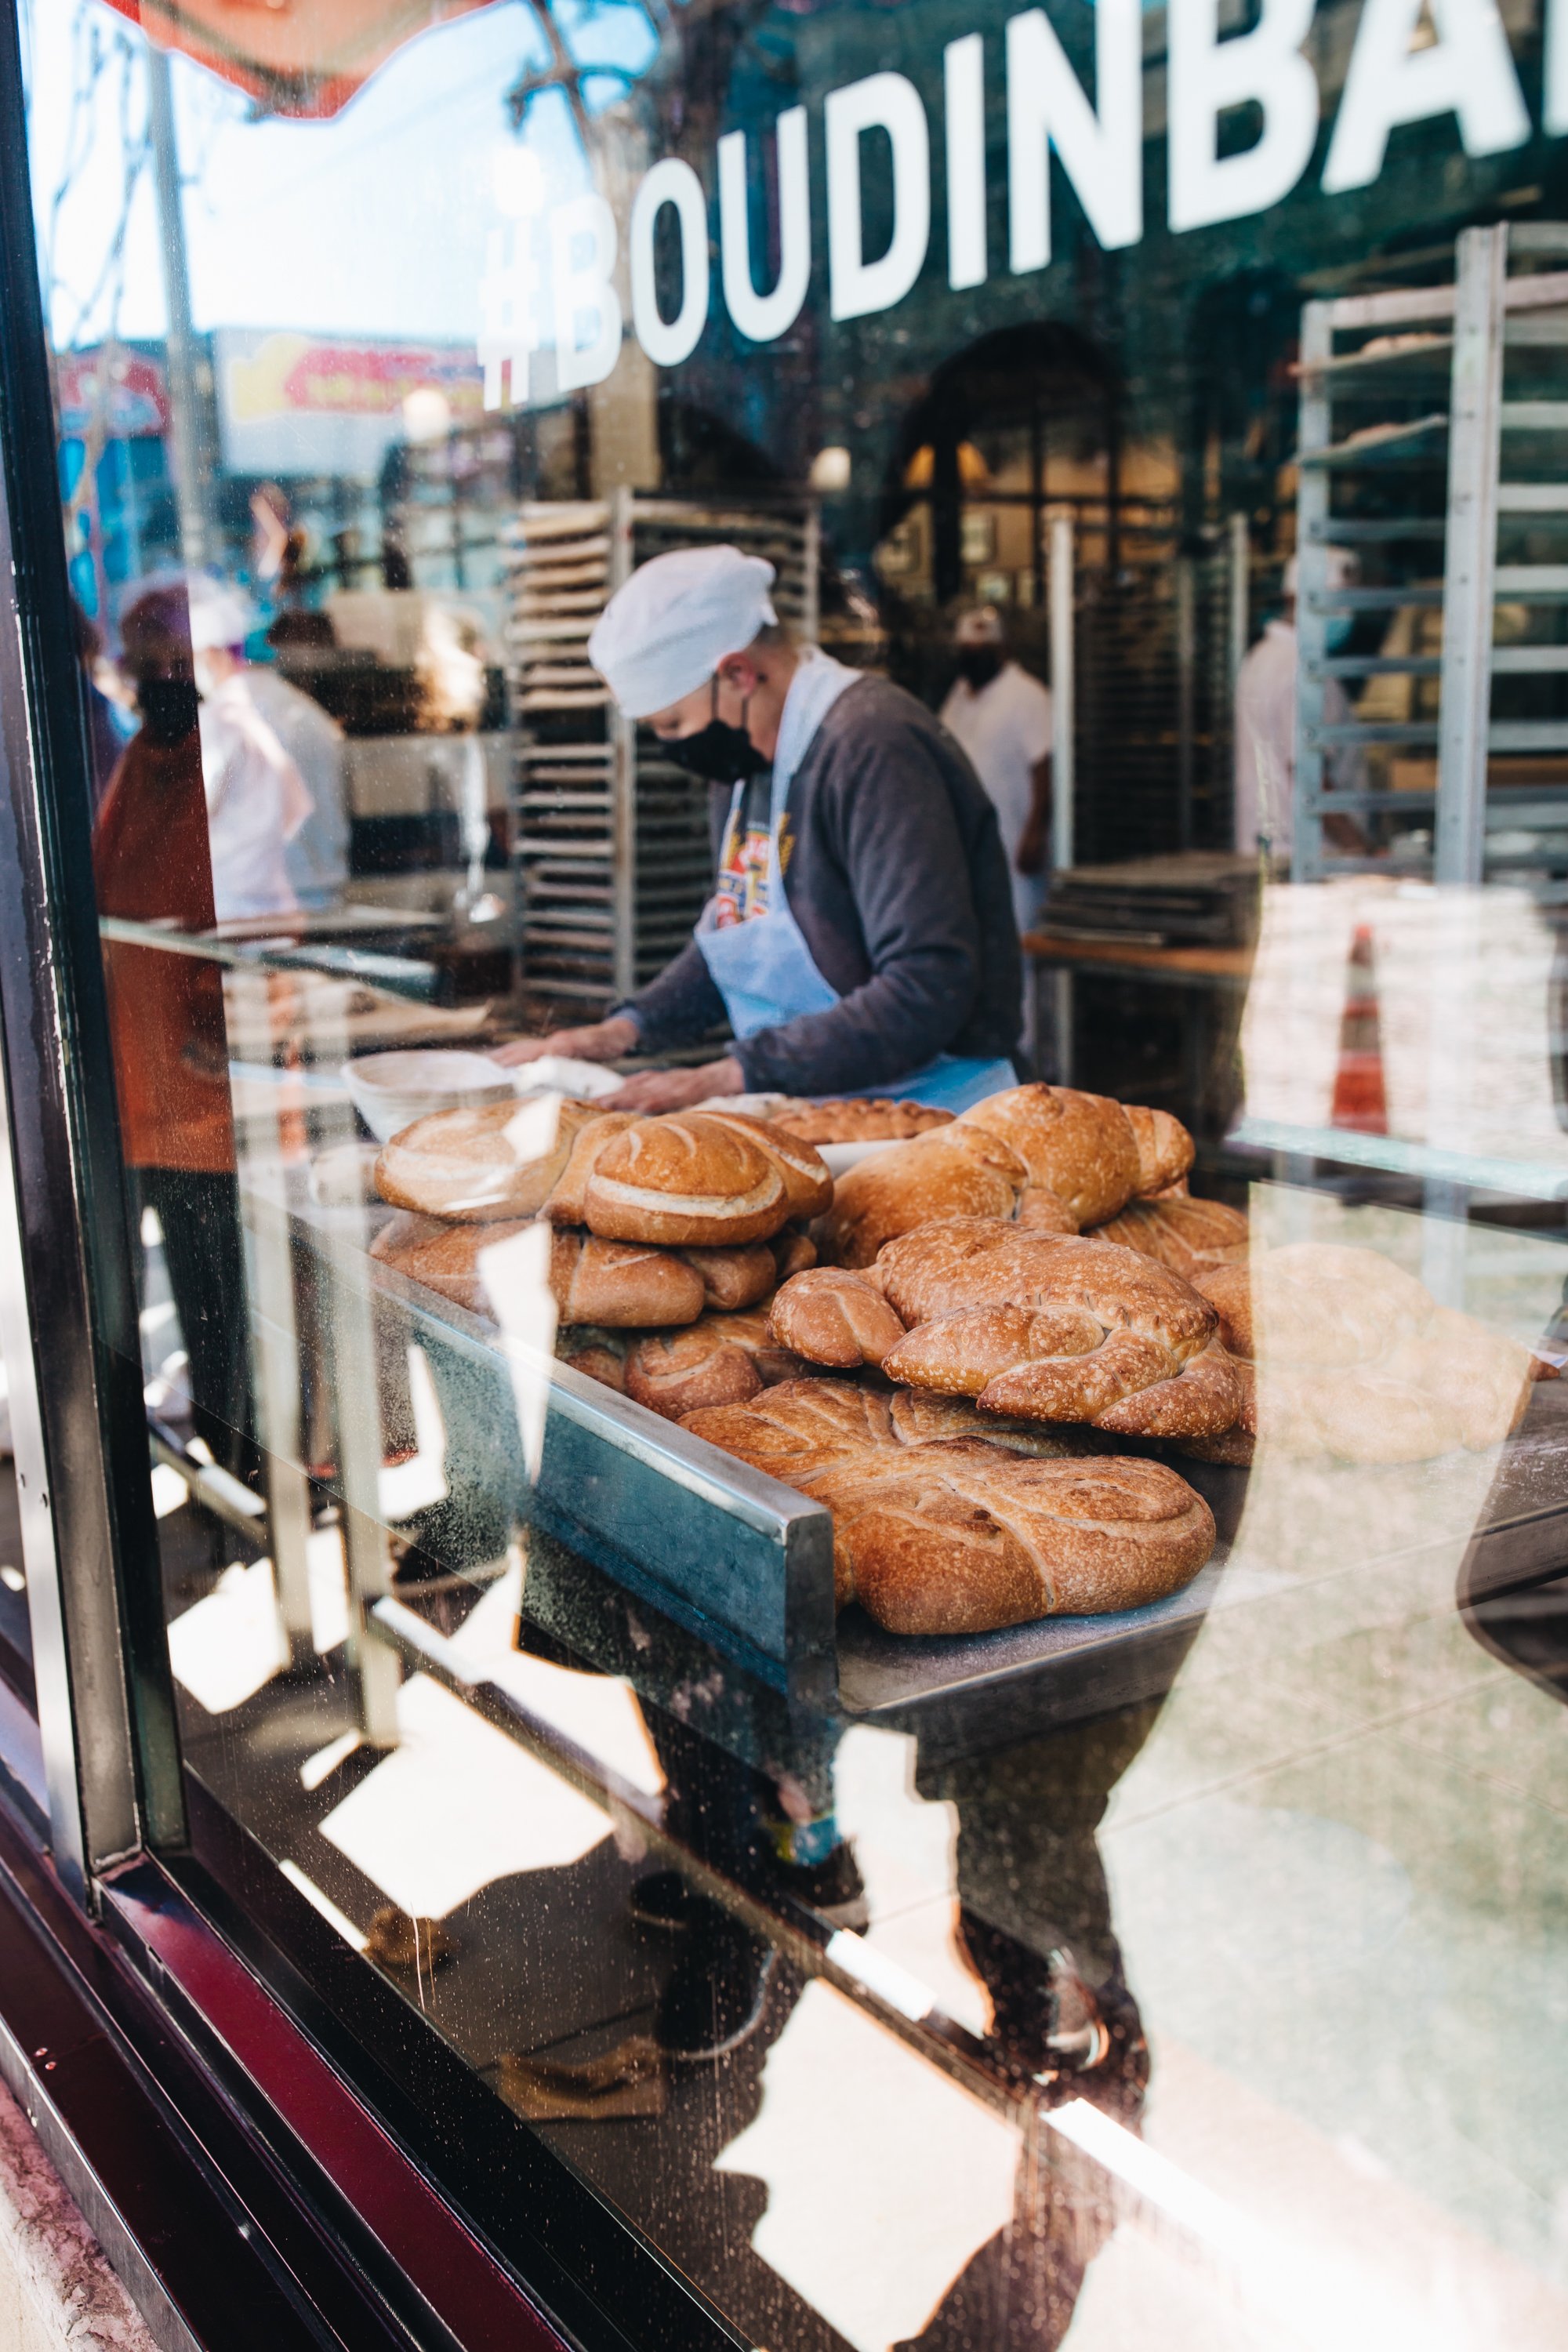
[342,1049,516,1143]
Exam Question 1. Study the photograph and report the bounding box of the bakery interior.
[18,2,1568,2346]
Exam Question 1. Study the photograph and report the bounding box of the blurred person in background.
[93,582,254,1477]
[71,597,129,811]
[1234,550,1366,856]
[253,609,350,913]
[938,604,1053,943]
[187,576,312,923]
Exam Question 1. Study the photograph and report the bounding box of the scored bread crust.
[677,1242,778,1312]
[622,1307,809,1420]
[376,1098,604,1222]
[578,1115,789,1244]
[773,1222,1241,1437]
[1091,1195,1249,1283]
[766,1265,906,1367]
[821,1085,1195,1267]
[680,1379,1215,1632]
[769,1098,955,1145]
[370,1210,532,1314]
[696,1112,834,1221]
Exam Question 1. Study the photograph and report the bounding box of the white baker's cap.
[187,573,256,652]
[587,545,778,719]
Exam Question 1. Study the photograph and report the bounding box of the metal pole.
[1047,512,1074,1084]
[1048,511,1075,873]
[1175,554,1196,850]
[1293,300,1333,882]
[145,45,208,569]
[608,486,637,1001]
[1228,510,1250,692]
[1436,224,1507,887]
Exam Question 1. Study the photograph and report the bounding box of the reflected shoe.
[655,1913,775,2062]
[629,1870,703,1933]
[767,1840,869,1933]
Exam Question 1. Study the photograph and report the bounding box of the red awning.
[104,0,504,121]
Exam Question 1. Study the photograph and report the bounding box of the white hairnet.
[587,546,778,719]
[187,574,257,653]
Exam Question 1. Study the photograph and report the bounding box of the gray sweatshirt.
[616,674,1022,1095]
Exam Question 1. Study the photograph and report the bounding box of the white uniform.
[198,672,313,923]
[243,665,350,912]
[1233,619,1360,853]
[939,659,1052,936]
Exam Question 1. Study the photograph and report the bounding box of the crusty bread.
[1091,1196,1249,1283]
[885,1389,1087,1457]
[575,1113,789,1245]
[542,1112,639,1225]
[697,1112,834,1221]
[556,1327,629,1392]
[771,1226,817,1282]
[769,1098,955,1144]
[681,1379,1214,1632]
[675,1242,778,1312]
[370,1210,532,1313]
[958,1086,1142,1228]
[550,1230,706,1327]
[820,1085,1194,1267]
[622,1307,808,1420]
[773,1221,1242,1438]
[376,1098,603,1222]
[767,1265,906,1367]
[822,1127,1036,1267]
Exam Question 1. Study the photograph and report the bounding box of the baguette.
[376,1097,603,1222]
[681,1380,1214,1632]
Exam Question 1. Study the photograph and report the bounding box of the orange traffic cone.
[1330,923,1388,1134]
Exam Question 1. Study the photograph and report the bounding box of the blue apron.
[695,649,1016,1112]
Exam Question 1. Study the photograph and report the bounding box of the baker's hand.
[491,1016,640,1069]
[604,1057,745,1112]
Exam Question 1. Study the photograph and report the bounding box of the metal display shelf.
[1226,1116,1568,1199]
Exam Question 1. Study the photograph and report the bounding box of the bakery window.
[2,0,1568,2347]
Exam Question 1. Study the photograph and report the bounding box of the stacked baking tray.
[1044,851,1261,946]
[503,492,820,1007]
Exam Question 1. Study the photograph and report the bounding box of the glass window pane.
[13,0,1568,2343]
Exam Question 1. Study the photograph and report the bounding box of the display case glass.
[3,1,1568,2346]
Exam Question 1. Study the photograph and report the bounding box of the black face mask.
[659,679,760,784]
[956,648,1003,691]
[136,676,201,747]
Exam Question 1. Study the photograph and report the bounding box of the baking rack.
[503,491,820,1007]
[1294,222,1568,885]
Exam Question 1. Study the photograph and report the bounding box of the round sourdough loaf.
[370,1210,532,1314]
[577,1112,826,1244]
[375,1097,603,1221]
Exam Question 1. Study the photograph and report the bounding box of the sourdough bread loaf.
[622,1307,808,1420]
[681,1378,1215,1632]
[1091,1194,1249,1282]
[772,1220,1242,1438]
[769,1098,955,1144]
[376,1097,604,1221]
[568,1112,829,1245]
[822,1084,1194,1265]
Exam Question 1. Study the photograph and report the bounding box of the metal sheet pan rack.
[503,491,820,1007]
[1295,223,1568,884]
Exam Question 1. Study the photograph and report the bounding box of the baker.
[494,546,1022,1112]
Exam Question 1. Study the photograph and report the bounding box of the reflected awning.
[107,0,505,120]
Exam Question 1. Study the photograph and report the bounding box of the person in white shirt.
[1233,550,1365,855]
[938,605,1053,938]
[251,612,350,912]
[187,579,313,924]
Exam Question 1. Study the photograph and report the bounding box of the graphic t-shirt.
[712,770,786,927]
